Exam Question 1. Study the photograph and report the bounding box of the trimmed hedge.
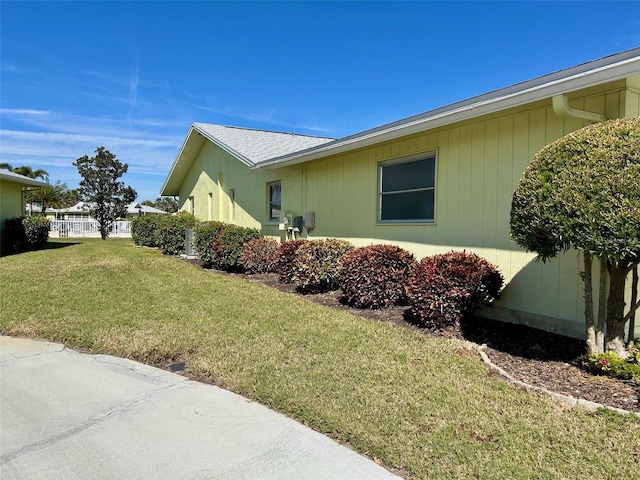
[292,238,354,292]
[242,237,280,274]
[131,215,163,247]
[407,251,503,329]
[1,216,50,255]
[157,211,198,256]
[276,239,309,284]
[193,221,225,267]
[340,244,416,309]
[214,224,262,271]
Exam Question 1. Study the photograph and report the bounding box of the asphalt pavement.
[0,336,402,480]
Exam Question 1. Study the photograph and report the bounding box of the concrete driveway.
[0,336,401,480]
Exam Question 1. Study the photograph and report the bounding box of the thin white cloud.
[0,108,51,116]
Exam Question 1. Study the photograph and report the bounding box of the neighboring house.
[161,48,640,339]
[0,169,48,238]
[36,202,168,220]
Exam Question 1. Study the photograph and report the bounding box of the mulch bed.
[193,262,640,413]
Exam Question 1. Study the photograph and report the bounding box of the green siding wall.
[0,180,25,238]
[181,79,638,338]
[177,141,303,239]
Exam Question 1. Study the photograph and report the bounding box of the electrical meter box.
[304,211,315,230]
[293,216,304,232]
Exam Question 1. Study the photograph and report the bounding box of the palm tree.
[25,181,68,216]
[12,165,49,181]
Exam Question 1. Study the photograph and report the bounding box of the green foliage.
[193,221,225,267]
[578,340,640,381]
[73,146,137,240]
[157,211,198,255]
[1,216,50,255]
[131,215,163,247]
[214,224,262,271]
[141,197,179,213]
[25,180,69,214]
[1,217,26,254]
[407,251,504,329]
[23,216,50,249]
[339,244,416,309]
[276,239,309,284]
[510,117,640,264]
[242,237,280,274]
[292,238,354,292]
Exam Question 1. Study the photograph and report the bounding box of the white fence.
[49,220,131,238]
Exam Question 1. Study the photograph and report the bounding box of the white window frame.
[378,153,436,223]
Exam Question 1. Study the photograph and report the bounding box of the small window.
[188,196,195,215]
[268,181,281,222]
[379,155,436,222]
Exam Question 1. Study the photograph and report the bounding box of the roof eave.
[160,123,255,197]
[256,55,640,170]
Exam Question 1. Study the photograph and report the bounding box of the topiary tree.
[510,116,640,356]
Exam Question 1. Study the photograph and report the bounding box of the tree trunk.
[593,256,608,354]
[582,252,600,354]
[628,266,638,345]
[605,264,628,357]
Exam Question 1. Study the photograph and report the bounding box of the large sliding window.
[379,154,436,223]
[268,181,281,222]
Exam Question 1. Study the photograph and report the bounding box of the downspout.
[552,94,607,123]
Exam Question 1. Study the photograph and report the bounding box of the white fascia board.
[255,56,640,170]
[160,124,202,196]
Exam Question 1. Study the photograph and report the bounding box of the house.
[161,48,640,339]
[37,202,168,220]
[0,169,48,239]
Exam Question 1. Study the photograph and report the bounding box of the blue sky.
[1,1,638,202]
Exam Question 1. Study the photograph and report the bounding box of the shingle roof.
[192,123,335,166]
[161,124,335,195]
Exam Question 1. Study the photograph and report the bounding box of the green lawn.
[1,238,638,479]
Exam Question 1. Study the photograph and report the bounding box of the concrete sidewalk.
[0,336,401,480]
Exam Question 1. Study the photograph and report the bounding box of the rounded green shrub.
[1,216,49,255]
[157,211,198,256]
[193,221,225,267]
[292,238,354,292]
[276,239,309,284]
[407,251,503,329]
[131,215,163,247]
[339,244,416,309]
[22,216,50,250]
[242,237,280,274]
[214,224,262,271]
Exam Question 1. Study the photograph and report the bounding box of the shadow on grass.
[0,241,81,258]
[43,241,82,250]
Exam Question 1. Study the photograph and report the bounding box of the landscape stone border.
[476,344,635,416]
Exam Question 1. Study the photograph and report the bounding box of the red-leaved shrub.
[276,239,309,283]
[242,237,279,274]
[339,244,416,309]
[406,251,503,329]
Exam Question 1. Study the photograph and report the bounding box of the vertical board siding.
[300,87,632,336]
[179,81,637,338]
